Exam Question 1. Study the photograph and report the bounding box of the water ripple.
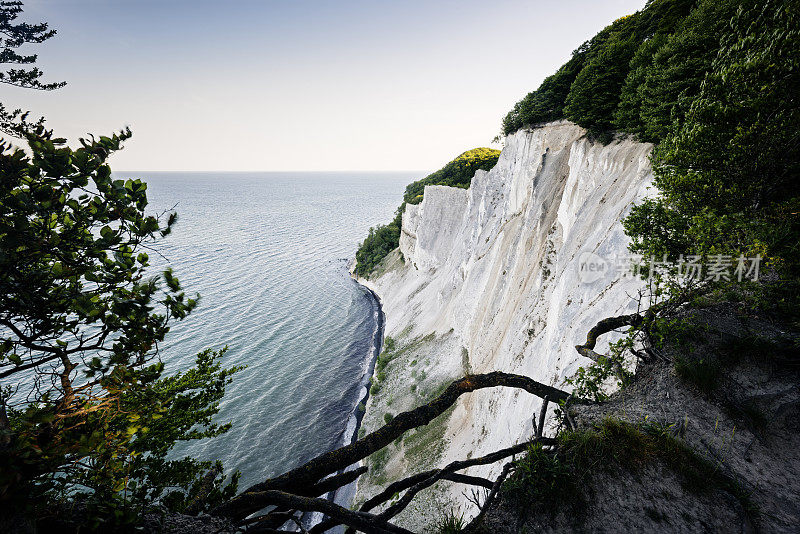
[114,171,411,488]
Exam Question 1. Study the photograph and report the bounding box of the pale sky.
[5,0,646,171]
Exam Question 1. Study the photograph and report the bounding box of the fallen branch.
[310,466,368,496]
[236,468,367,533]
[312,472,493,534]
[364,437,553,516]
[445,473,493,490]
[214,372,571,521]
[238,490,413,534]
[375,436,554,523]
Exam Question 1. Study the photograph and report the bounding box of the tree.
[0,126,239,528]
[354,209,402,278]
[615,0,740,143]
[500,26,614,136]
[502,0,696,140]
[564,25,640,138]
[0,1,65,136]
[624,0,800,278]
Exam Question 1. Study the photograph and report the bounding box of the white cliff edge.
[354,121,654,529]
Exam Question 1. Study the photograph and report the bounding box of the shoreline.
[309,275,384,531]
[349,284,385,444]
[329,283,384,502]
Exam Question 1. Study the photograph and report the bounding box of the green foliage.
[673,356,721,394]
[504,441,575,507]
[402,403,455,468]
[504,418,755,515]
[354,148,499,278]
[375,342,397,374]
[402,147,500,205]
[0,2,64,91]
[565,364,612,403]
[433,511,466,534]
[612,33,668,139]
[501,23,613,135]
[648,316,700,350]
[564,16,641,139]
[502,0,695,139]
[367,447,390,484]
[383,413,394,425]
[616,0,740,142]
[624,0,800,280]
[0,127,239,526]
[0,1,65,136]
[565,333,635,402]
[353,208,402,278]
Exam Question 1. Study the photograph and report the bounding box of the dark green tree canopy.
[502,0,701,141]
[0,1,63,90]
[0,127,239,527]
[624,0,800,278]
[0,1,64,136]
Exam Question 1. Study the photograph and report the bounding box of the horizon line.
[113,169,431,174]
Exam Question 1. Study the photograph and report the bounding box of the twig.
[536,396,549,438]
[376,437,554,522]
[463,461,514,532]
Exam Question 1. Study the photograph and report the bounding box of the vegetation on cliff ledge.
[354,148,500,278]
[402,148,500,206]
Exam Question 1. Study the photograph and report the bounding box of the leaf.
[100,225,114,240]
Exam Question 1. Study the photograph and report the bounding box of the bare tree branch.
[214,372,572,521]
[240,490,413,534]
[536,396,549,438]
[374,436,554,523]
[574,313,643,380]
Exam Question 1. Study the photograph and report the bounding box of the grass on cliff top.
[502,418,757,517]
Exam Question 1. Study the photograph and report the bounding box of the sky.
[5,0,647,171]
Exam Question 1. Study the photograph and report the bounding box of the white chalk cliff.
[355,121,654,528]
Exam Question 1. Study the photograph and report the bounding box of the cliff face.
[355,121,654,527]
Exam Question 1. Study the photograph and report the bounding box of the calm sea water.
[115,171,413,491]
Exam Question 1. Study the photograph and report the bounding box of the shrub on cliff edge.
[354,148,500,278]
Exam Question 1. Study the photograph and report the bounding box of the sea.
[115,171,414,495]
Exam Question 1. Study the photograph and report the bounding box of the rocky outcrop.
[481,302,800,533]
[355,121,655,528]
